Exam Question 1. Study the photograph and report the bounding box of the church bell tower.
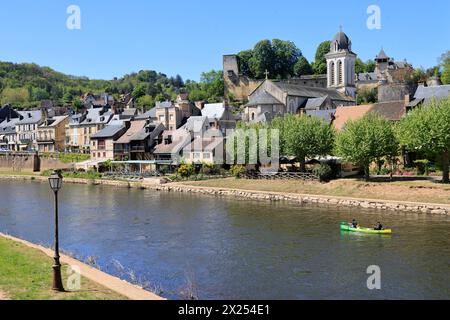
[325,28,357,99]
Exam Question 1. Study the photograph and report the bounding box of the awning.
[74,159,105,170]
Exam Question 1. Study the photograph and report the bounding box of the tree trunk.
[390,157,394,182]
[300,157,306,172]
[443,150,450,184]
[364,164,370,181]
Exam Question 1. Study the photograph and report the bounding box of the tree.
[137,95,155,109]
[312,41,331,75]
[249,40,276,79]
[396,97,450,183]
[365,60,376,72]
[131,84,146,99]
[440,51,450,84]
[247,39,302,79]
[335,113,399,181]
[272,115,335,171]
[200,70,224,102]
[357,87,378,104]
[237,50,254,78]
[271,39,302,79]
[355,58,366,75]
[294,56,313,77]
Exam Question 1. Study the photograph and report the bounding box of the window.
[103,152,106,158]
[251,112,255,121]
[330,62,335,85]
[159,115,164,122]
[98,140,106,150]
[169,114,174,121]
[203,152,211,159]
[193,152,201,159]
[338,60,343,84]
[273,105,277,113]
[98,152,101,158]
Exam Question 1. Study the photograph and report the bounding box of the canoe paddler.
[351,219,358,228]
[374,222,384,230]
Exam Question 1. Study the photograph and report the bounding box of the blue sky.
[0,0,448,81]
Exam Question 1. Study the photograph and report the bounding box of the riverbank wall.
[0,232,164,300]
[1,174,449,215]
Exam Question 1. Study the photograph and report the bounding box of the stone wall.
[150,185,450,215]
[0,152,72,172]
[1,175,448,215]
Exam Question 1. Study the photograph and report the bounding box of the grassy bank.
[181,177,450,205]
[0,236,126,300]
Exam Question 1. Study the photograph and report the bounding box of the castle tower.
[325,28,357,98]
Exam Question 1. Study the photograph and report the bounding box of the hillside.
[0,61,224,109]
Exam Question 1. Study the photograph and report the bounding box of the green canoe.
[340,222,392,234]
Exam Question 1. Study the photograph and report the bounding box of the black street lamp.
[48,170,64,292]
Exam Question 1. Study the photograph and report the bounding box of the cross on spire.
[264,69,270,80]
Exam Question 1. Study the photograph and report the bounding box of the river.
[0,180,449,299]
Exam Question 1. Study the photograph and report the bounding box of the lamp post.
[48,170,64,292]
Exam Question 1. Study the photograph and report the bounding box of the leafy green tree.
[396,97,450,183]
[137,95,155,109]
[272,115,335,171]
[271,39,302,79]
[249,40,276,79]
[355,58,366,75]
[131,83,147,99]
[335,113,399,181]
[294,56,313,77]
[365,60,376,72]
[312,41,331,75]
[237,50,254,78]
[357,87,378,104]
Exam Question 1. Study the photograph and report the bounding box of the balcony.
[130,146,146,152]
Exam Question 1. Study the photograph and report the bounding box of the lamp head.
[48,170,63,192]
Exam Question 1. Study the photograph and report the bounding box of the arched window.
[251,112,255,121]
[338,60,343,84]
[330,62,335,86]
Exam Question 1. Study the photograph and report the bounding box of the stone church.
[239,30,358,122]
[224,29,415,122]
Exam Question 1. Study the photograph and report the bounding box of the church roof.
[332,31,351,50]
[305,96,328,110]
[246,90,284,106]
[273,81,354,102]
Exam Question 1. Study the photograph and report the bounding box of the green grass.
[41,170,103,180]
[180,177,450,205]
[0,237,126,300]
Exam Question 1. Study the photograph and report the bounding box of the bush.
[414,159,430,175]
[230,165,245,177]
[313,163,333,182]
[177,164,194,178]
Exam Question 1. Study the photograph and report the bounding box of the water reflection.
[0,180,449,299]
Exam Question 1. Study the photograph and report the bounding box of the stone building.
[243,79,354,123]
[37,116,69,152]
[224,30,417,106]
[65,106,113,153]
